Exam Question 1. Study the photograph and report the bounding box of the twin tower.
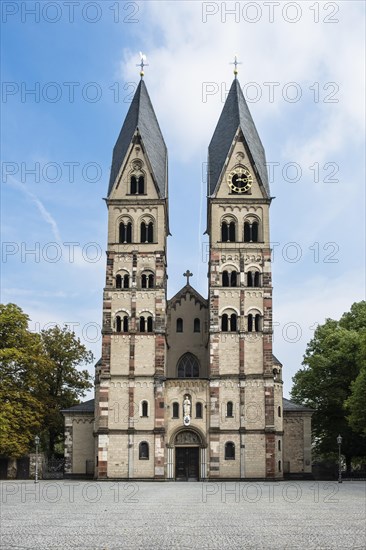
[94,74,284,480]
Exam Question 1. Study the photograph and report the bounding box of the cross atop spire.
[230,54,242,78]
[183,270,193,285]
[137,52,149,79]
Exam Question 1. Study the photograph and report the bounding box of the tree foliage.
[345,332,366,436]
[0,304,47,457]
[0,304,94,458]
[291,301,366,468]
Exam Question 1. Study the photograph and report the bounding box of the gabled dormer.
[107,79,168,202]
[207,78,270,200]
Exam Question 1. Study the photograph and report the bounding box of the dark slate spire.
[207,79,270,197]
[107,79,167,198]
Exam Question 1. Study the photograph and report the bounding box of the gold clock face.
[227,167,253,193]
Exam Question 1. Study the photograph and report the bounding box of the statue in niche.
[183,395,191,417]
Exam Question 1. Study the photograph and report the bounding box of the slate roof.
[283,398,314,412]
[208,78,270,198]
[61,399,95,414]
[107,79,167,198]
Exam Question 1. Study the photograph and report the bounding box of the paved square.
[1,481,365,549]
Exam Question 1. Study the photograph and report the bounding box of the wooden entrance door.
[175,447,199,480]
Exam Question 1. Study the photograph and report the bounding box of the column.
[200,447,207,480]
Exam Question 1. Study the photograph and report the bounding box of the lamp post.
[34,435,40,484]
[337,434,342,484]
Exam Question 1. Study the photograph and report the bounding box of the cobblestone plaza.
[1,481,365,549]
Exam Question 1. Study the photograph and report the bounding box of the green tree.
[291,301,366,470]
[0,304,94,458]
[0,304,47,457]
[40,326,93,455]
[345,332,366,435]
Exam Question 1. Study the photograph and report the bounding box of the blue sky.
[1,1,365,397]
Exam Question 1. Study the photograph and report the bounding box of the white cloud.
[119,1,365,163]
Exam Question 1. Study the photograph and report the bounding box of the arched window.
[247,271,261,288]
[130,175,145,194]
[244,220,260,243]
[252,221,259,242]
[248,313,262,332]
[225,442,235,460]
[140,221,154,243]
[244,222,251,243]
[139,316,145,332]
[116,273,129,289]
[222,270,238,287]
[176,318,183,333]
[248,314,253,332]
[222,312,238,332]
[139,441,149,460]
[177,353,200,378]
[115,315,128,333]
[229,221,236,242]
[194,318,200,333]
[140,222,146,243]
[226,401,234,418]
[196,402,203,418]
[278,460,282,472]
[138,176,144,194]
[141,272,154,289]
[230,271,237,287]
[141,401,148,417]
[139,315,153,332]
[119,221,132,243]
[278,440,281,451]
[172,402,179,418]
[123,316,128,333]
[221,220,236,242]
[255,314,261,332]
[278,406,281,418]
[147,222,153,242]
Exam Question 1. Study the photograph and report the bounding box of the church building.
[63,64,312,480]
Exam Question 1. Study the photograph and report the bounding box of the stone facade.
[63,401,95,476]
[62,76,312,480]
[282,399,313,477]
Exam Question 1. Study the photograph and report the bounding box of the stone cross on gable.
[183,270,193,285]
